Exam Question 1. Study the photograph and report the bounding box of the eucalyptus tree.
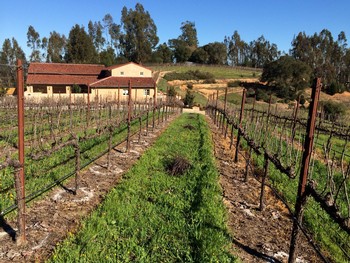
[27,25,41,62]
[169,21,198,63]
[250,35,280,68]
[45,31,66,63]
[0,38,26,88]
[65,24,98,63]
[290,29,350,87]
[119,3,159,63]
[88,20,105,54]
[179,21,198,49]
[224,30,247,66]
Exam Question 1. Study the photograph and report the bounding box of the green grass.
[49,113,236,263]
[149,64,261,79]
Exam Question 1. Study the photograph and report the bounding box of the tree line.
[1,2,349,97]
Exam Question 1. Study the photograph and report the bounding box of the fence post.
[288,78,321,263]
[16,59,26,246]
[126,80,132,152]
[234,89,246,163]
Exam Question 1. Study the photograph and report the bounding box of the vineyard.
[0,96,179,212]
[0,61,350,262]
[0,63,181,253]
[207,78,350,262]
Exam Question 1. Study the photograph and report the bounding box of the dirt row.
[207,116,324,263]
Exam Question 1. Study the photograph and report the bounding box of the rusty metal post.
[126,80,132,152]
[234,89,246,163]
[16,59,26,245]
[288,78,321,263]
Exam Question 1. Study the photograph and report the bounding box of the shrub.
[227,80,241,87]
[184,89,195,108]
[164,70,215,81]
[325,82,345,95]
[203,78,216,84]
[322,101,346,121]
[255,88,270,102]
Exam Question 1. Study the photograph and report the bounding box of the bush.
[227,80,241,87]
[322,101,346,121]
[184,89,195,108]
[203,78,216,84]
[255,88,270,102]
[164,70,215,81]
[325,82,345,95]
[187,83,193,90]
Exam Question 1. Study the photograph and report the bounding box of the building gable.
[108,62,152,78]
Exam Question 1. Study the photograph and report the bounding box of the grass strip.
[49,113,236,262]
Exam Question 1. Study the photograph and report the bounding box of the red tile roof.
[26,62,106,85]
[90,77,155,88]
[27,74,100,85]
[28,62,105,75]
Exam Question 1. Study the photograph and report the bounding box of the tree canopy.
[0,38,26,89]
[119,3,159,63]
[65,24,98,64]
[261,55,312,100]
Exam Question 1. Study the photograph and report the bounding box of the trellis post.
[288,78,321,263]
[16,59,26,245]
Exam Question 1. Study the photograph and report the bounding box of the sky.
[1,0,350,59]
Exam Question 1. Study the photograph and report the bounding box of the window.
[144,89,150,96]
[120,71,124,75]
[122,89,129,96]
[140,72,144,76]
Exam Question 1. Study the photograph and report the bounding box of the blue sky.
[1,0,349,58]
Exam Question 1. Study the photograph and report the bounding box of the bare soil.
[207,116,324,263]
[0,112,325,263]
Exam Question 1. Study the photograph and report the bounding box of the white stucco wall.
[111,63,152,78]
